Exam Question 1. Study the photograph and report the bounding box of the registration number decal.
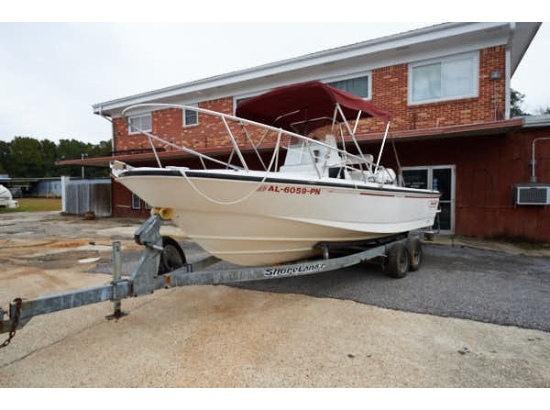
[258,185,321,195]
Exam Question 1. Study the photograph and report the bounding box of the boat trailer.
[1,214,425,347]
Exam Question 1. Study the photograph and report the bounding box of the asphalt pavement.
[230,243,550,332]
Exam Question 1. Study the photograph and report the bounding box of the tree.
[0,137,112,179]
[9,136,44,178]
[511,89,550,116]
[41,139,58,177]
[0,141,9,175]
[86,140,111,178]
[56,138,92,177]
[510,89,528,117]
[56,138,111,178]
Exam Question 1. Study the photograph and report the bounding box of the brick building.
[62,22,549,242]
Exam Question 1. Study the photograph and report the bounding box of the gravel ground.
[0,212,549,388]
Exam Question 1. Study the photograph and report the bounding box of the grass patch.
[0,197,62,213]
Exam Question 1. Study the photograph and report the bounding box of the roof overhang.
[509,22,542,75]
[356,118,525,144]
[522,114,550,128]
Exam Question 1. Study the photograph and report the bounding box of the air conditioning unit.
[514,185,550,205]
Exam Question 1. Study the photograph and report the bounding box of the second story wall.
[112,45,507,152]
[370,45,507,131]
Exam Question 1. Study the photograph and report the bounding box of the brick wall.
[113,98,237,153]
[113,46,507,152]
[365,46,506,133]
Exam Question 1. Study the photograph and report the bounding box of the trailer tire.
[159,236,186,275]
[407,238,422,272]
[386,242,410,278]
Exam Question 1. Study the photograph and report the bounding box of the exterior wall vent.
[514,185,550,205]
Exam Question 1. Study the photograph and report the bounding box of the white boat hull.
[117,169,440,266]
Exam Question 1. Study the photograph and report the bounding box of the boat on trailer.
[111,81,440,266]
[1,82,442,344]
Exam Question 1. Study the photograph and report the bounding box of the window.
[131,193,141,210]
[235,97,250,107]
[234,75,371,116]
[128,113,152,134]
[183,104,198,127]
[234,94,257,114]
[328,75,370,99]
[409,53,478,104]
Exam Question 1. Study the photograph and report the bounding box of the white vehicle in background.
[0,184,19,208]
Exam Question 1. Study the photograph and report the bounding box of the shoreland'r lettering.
[264,263,326,277]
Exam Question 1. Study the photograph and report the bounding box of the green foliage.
[510,89,527,117]
[0,136,111,178]
[9,137,43,178]
[41,139,58,177]
[510,89,550,117]
[0,141,9,174]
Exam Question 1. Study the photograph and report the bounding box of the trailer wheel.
[158,236,186,275]
[386,242,410,278]
[407,238,422,272]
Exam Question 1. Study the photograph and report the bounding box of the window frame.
[128,113,152,135]
[326,73,372,100]
[234,94,257,115]
[131,193,141,210]
[182,103,199,127]
[408,52,479,105]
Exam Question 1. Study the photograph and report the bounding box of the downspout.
[96,104,115,153]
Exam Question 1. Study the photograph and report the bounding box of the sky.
[1,2,547,144]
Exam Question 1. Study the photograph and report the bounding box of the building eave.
[357,118,525,143]
[509,22,542,76]
[522,114,550,128]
